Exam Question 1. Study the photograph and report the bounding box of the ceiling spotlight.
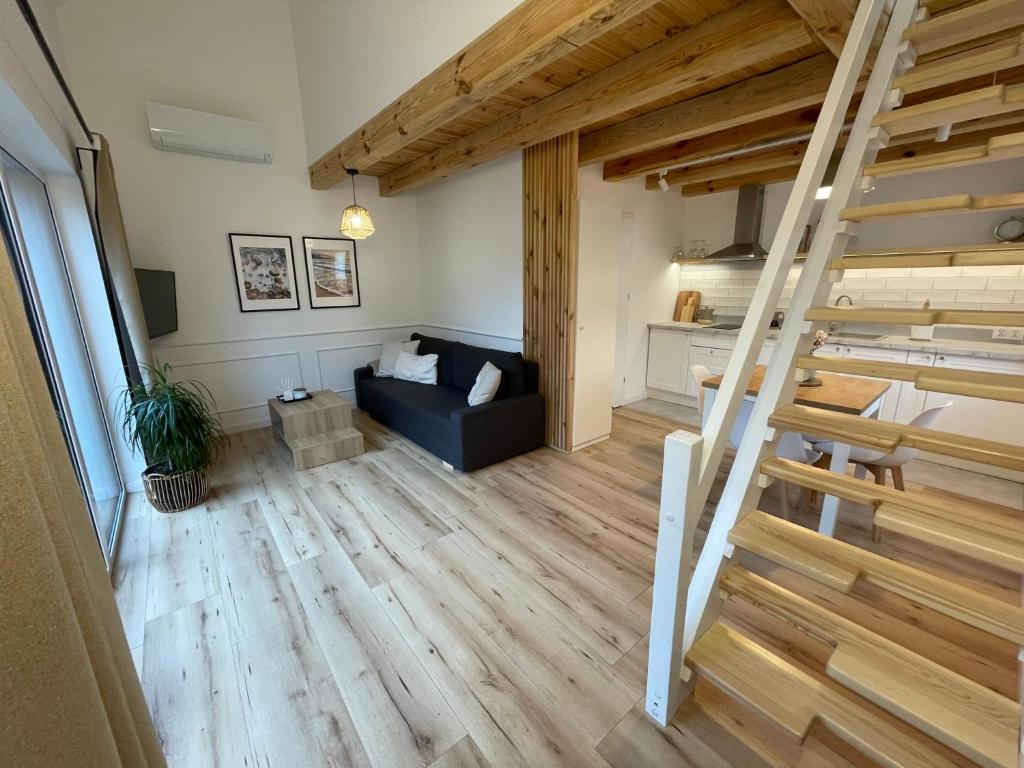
[657,170,670,192]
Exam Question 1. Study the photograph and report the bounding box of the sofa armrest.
[353,365,373,408]
[449,393,545,472]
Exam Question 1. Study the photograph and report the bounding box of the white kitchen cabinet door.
[687,346,729,396]
[893,351,935,425]
[839,345,909,422]
[647,328,691,394]
[921,354,1024,449]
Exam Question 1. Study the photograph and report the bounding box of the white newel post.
[645,429,703,727]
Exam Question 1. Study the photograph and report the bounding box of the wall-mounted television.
[134,268,177,338]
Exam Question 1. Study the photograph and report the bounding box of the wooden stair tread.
[721,567,1019,768]
[863,130,1024,178]
[687,622,962,768]
[730,507,1024,644]
[804,305,1024,328]
[797,354,1024,404]
[874,501,1024,573]
[903,0,1024,55]
[833,242,1024,269]
[759,444,1024,572]
[872,83,1024,136]
[769,402,1024,471]
[894,34,1024,94]
[840,190,1024,221]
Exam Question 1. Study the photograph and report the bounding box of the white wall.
[288,0,521,162]
[677,160,1024,318]
[56,0,426,432]
[416,153,523,348]
[578,164,685,405]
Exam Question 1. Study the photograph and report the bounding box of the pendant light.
[340,168,375,239]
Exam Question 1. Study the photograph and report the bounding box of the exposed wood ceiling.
[309,0,1024,198]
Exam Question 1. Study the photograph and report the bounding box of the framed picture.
[302,236,361,309]
[228,233,300,312]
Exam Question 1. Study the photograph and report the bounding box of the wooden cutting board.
[673,290,701,322]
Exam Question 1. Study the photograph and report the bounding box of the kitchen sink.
[830,331,887,340]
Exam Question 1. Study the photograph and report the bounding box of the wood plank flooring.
[114,406,1021,767]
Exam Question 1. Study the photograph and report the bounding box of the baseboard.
[645,388,698,407]
[571,434,609,451]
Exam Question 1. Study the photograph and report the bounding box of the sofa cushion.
[411,333,456,386]
[451,343,526,398]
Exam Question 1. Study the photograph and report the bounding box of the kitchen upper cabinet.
[647,328,691,393]
[921,353,1024,449]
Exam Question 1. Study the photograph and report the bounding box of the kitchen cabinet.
[646,327,691,394]
[893,351,934,425]
[921,353,1024,450]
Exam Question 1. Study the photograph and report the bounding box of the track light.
[657,170,670,192]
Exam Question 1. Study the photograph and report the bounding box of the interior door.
[0,148,126,567]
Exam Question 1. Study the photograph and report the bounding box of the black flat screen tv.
[134,268,177,338]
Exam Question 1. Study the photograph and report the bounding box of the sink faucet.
[830,294,853,332]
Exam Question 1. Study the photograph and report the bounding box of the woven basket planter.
[143,466,210,512]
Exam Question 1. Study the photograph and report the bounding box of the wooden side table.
[267,390,363,470]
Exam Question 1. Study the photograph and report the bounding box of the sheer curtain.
[0,232,164,766]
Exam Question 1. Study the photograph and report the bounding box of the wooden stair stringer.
[720,567,1020,768]
[729,506,1024,644]
[687,622,964,768]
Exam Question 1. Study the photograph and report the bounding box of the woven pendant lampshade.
[340,168,375,239]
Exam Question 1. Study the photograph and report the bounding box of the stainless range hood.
[704,184,768,261]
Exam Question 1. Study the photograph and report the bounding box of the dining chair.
[811,401,953,538]
[774,431,822,521]
[811,401,953,489]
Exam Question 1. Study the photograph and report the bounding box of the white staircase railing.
[645,0,921,727]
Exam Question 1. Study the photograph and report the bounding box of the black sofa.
[354,333,545,471]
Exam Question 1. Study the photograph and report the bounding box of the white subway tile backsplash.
[988,276,1024,289]
[883,277,934,289]
[957,290,1014,303]
[970,266,1022,277]
[866,268,913,278]
[932,276,988,289]
[863,289,909,301]
[906,289,957,302]
[909,266,962,277]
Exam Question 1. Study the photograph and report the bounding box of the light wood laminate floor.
[113,407,1020,767]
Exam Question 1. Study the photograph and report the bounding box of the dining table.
[703,365,892,535]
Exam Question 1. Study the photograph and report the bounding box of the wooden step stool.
[267,389,363,470]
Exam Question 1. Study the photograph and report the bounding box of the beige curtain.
[0,235,165,766]
[91,133,153,372]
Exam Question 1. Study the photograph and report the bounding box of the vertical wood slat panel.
[522,131,579,451]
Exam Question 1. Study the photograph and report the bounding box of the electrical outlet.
[992,327,1024,341]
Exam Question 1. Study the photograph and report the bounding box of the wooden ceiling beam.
[607,104,833,182]
[679,165,802,196]
[579,53,837,167]
[648,141,810,189]
[307,0,663,190]
[784,0,856,57]
[377,0,815,196]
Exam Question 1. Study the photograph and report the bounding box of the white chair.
[774,431,822,521]
[810,401,953,491]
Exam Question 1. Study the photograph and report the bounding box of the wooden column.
[523,131,579,451]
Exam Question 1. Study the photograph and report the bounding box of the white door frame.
[612,211,635,406]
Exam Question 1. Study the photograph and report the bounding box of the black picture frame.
[302,236,361,310]
[228,233,300,312]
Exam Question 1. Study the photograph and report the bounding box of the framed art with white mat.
[303,236,360,309]
[228,233,300,312]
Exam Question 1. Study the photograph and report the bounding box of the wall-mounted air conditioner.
[146,102,272,164]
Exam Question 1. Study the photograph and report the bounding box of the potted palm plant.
[118,361,225,512]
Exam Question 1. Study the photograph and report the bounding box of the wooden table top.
[703,365,891,415]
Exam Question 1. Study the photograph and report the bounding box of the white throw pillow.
[393,351,438,385]
[376,339,420,377]
[467,361,501,406]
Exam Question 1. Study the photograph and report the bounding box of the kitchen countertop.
[649,321,1024,361]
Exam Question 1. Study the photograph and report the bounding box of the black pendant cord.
[15,0,93,140]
